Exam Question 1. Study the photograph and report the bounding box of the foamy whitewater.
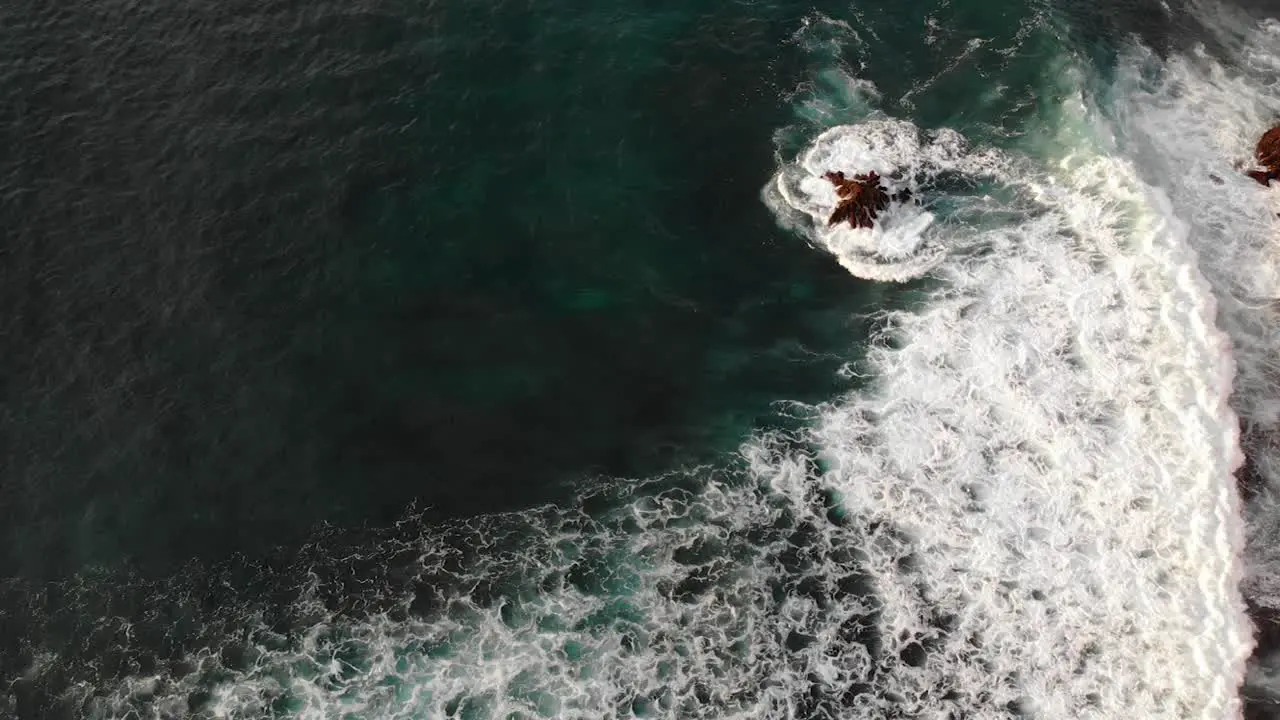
[766,77,1251,720]
[1107,6,1280,705]
[29,5,1280,720]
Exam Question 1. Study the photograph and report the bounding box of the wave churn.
[767,59,1251,720]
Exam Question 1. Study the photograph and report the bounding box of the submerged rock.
[1246,125,1280,186]
[823,170,911,230]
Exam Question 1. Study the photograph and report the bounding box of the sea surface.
[2,0,1279,716]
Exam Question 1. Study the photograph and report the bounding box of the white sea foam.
[1103,3,1280,701]
[768,91,1251,719]
[764,119,1003,282]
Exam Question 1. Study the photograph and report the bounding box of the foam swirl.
[766,120,1006,283]
[767,94,1250,715]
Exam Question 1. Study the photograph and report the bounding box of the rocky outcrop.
[824,170,911,230]
[1247,126,1280,186]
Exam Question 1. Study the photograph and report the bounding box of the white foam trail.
[1102,5,1280,701]
[769,68,1251,716]
[765,119,997,282]
[1111,10,1280,596]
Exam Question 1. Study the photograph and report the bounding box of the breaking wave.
[764,45,1251,719]
[1105,4,1280,706]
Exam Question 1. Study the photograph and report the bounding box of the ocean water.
[2,0,1279,717]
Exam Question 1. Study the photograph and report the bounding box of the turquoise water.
[2,0,1279,716]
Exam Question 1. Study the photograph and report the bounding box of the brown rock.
[823,170,894,230]
[1246,169,1274,186]
[1247,126,1280,186]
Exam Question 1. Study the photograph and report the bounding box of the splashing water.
[767,63,1250,717]
[1104,6,1280,706]
[765,118,1006,282]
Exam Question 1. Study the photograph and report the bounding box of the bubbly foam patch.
[766,71,1250,714]
[6,470,910,719]
[1102,7,1280,702]
[764,119,1006,282]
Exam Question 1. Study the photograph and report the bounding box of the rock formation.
[1247,125,1280,186]
[824,170,911,230]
